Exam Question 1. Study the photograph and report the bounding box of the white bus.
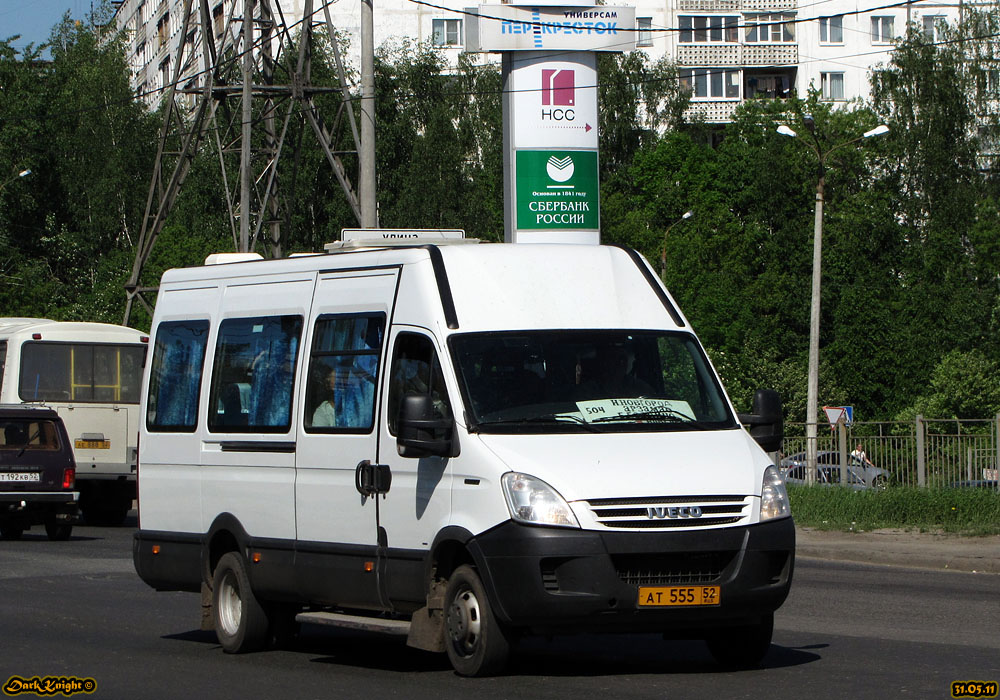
[0,319,148,524]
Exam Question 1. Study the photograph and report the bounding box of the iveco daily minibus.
[133,237,792,676]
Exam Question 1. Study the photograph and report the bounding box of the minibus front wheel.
[443,564,510,676]
[212,552,269,653]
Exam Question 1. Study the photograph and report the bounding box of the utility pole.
[361,0,377,228]
[123,0,368,325]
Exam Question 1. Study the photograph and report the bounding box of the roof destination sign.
[477,5,637,52]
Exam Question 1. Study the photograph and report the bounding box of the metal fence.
[781,415,1000,490]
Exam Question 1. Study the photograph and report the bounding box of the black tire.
[443,564,510,677]
[705,613,774,669]
[212,552,269,654]
[0,524,24,541]
[44,522,73,541]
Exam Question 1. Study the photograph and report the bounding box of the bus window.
[19,342,146,404]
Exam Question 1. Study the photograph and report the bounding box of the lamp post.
[660,210,693,281]
[0,168,31,193]
[777,120,888,482]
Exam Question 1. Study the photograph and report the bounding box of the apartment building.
[111,0,964,119]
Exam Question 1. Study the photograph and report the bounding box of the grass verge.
[787,484,1000,536]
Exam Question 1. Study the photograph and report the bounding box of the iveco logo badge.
[647,506,703,519]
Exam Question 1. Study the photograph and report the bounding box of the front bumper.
[468,516,795,635]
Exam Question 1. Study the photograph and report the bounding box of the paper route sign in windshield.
[572,398,696,422]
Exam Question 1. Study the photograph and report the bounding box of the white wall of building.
[111,0,966,119]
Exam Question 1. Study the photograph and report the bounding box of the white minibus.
[0,319,148,524]
[133,240,792,676]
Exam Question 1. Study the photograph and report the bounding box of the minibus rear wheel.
[443,564,510,676]
[212,552,269,653]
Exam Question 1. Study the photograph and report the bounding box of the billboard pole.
[477,3,636,244]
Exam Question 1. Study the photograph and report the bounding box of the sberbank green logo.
[515,150,599,230]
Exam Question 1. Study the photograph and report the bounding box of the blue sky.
[1,0,92,52]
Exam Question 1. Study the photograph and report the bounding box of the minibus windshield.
[450,330,737,433]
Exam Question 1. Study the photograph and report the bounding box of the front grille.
[584,495,749,529]
[613,551,735,586]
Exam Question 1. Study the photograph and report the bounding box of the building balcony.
[683,100,741,123]
[676,43,797,67]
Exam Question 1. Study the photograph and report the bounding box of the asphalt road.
[1,517,997,700]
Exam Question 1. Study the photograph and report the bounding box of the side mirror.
[737,389,784,453]
[397,393,455,459]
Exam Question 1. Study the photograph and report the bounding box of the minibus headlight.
[501,472,580,528]
[760,465,791,521]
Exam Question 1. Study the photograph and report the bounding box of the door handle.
[355,460,392,496]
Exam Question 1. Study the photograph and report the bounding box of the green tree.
[904,349,1000,419]
[0,8,157,322]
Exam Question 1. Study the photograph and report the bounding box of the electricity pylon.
[123,0,369,324]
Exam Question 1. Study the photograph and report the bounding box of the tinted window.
[147,321,209,432]
[305,314,384,433]
[387,334,451,435]
[208,316,302,433]
[450,330,734,433]
[19,342,145,403]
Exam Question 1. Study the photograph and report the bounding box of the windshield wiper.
[16,428,42,458]
[473,414,602,433]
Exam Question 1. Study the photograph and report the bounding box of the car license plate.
[638,585,721,607]
[76,439,110,449]
[0,472,41,482]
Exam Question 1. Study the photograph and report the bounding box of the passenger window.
[147,320,210,432]
[304,314,384,433]
[387,334,451,435]
[208,315,303,433]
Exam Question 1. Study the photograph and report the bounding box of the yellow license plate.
[638,585,721,607]
[76,439,110,449]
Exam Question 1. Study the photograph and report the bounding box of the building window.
[821,72,845,100]
[871,16,894,44]
[213,3,225,37]
[680,68,740,99]
[432,18,462,46]
[156,11,170,47]
[922,15,946,42]
[679,16,739,43]
[158,56,171,90]
[746,74,791,99]
[745,13,795,43]
[637,17,653,47]
[819,16,843,43]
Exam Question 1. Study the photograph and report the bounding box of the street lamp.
[777,119,888,482]
[660,210,693,281]
[0,168,32,193]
